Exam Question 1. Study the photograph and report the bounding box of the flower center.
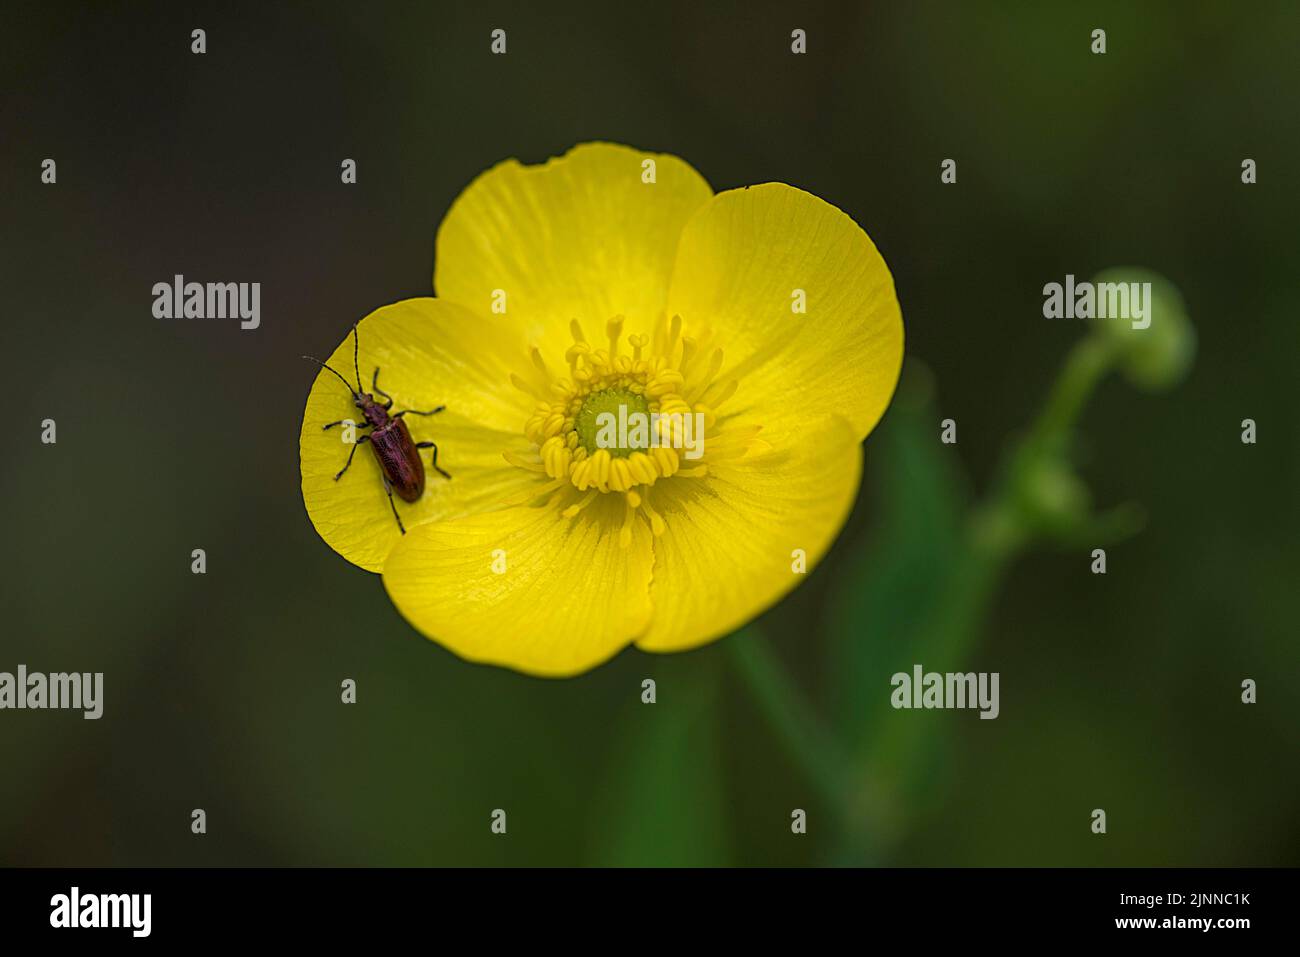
[574,388,650,457]
[503,314,762,546]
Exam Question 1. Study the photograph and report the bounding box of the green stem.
[893,331,1122,732]
[728,330,1122,854]
[1027,334,1117,451]
[727,631,853,811]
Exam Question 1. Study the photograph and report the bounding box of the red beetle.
[304,324,450,533]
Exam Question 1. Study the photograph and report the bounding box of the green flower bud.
[1088,267,1195,391]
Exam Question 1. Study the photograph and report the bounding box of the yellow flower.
[299,143,903,677]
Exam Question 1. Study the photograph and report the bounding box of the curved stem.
[1028,335,1117,451]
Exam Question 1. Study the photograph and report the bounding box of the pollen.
[506,313,760,544]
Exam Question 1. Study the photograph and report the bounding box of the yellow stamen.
[606,314,624,357]
[639,495,666,536]
[505,314,756,535]
[530,346,550,377]
[561,488,598,518]
[511,372,541,398]
[503,450,547,472]
[618,497,636,547]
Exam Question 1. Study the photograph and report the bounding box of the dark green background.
[1,1,1296,866]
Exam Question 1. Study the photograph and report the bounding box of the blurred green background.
[1,0,1296,866]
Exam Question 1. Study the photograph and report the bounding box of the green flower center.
[574,388,650,457]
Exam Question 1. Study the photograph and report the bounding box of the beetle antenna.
[351,323,362,393]
[302,355,357,395]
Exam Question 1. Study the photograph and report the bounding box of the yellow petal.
[636,415,862,653]
[666,183,904,441]
[435,142,713,356]
[299,298,543,573]
[382,495,654,677]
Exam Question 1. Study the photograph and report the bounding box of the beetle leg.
[322,418,368,431]
[395,405,446,418]
[382,478,406,534]
[334,434,369,481]
[416,441,452,480]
